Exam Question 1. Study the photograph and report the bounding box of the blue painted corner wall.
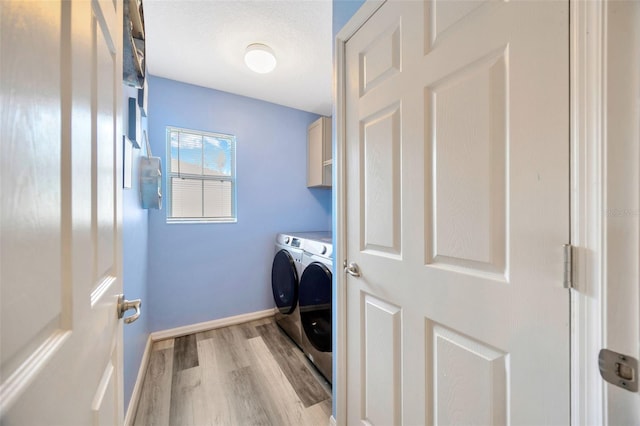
[122,85,150,413]
[146,76,331,332]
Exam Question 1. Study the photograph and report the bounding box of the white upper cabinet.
[307,116,332,188]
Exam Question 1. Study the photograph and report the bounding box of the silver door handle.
[117,294,142,324]
[344,262,361,277]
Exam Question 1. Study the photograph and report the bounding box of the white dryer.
[271,233,304,348]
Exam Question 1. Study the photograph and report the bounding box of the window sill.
[166,218,237,224]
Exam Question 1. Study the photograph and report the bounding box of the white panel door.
[1,0,124,424]
[344,0,569,424]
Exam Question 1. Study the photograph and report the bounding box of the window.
[167,127,236,222]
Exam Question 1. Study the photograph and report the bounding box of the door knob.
[344,262,361,277]
[117,294,142,324]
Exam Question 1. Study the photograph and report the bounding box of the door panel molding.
[427,46,508,277]
[428,320,508,426]
[360,103,402,257]
[361,293,402,425]
[0,330,71,410]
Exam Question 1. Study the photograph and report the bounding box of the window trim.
[165,126,237,223]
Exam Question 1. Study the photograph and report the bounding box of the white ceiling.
[144,0,333,116]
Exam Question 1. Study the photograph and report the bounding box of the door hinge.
[563,244,574,289]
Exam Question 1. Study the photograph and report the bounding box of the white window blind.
[167,127,236,222]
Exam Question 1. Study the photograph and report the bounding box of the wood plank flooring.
[133,317,331,426]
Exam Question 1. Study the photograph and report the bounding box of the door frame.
[568,0,607,424]
[333,1,607,424]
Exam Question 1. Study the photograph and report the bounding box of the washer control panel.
[276,233,333,258]
[277,234,302,248]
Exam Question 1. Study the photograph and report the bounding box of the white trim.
[334,2,385,425]
[149,308,276,341]
[124,335,153,426]
[333,36,348,426]
[570,0,606,424]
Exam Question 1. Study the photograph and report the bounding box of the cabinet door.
[307,117,331,188]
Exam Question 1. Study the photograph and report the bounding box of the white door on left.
[1,0,124,424]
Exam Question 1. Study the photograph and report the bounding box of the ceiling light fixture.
[244,43,277,74]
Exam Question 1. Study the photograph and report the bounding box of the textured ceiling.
[144,0,333,116]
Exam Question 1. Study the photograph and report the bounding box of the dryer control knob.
[321,245,327,255]
[284,236,290,244]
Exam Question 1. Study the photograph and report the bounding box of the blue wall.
[122,85,150,412]
[146,76,331,332]
[333,0,366,40]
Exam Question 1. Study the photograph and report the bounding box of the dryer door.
[299,262,332,352]
[272,249,299,315]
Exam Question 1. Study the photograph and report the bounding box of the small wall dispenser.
[140,131,162,209]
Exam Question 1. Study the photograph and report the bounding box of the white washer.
[295,232,333,384]
[271,233,304,348]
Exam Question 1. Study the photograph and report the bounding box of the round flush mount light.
[244,43,277,74]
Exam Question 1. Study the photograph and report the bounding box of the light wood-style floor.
[133,317,332,426]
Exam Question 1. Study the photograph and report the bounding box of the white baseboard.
[149,308,276,342]
[330,415,337,426]
[124,335,153,426]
